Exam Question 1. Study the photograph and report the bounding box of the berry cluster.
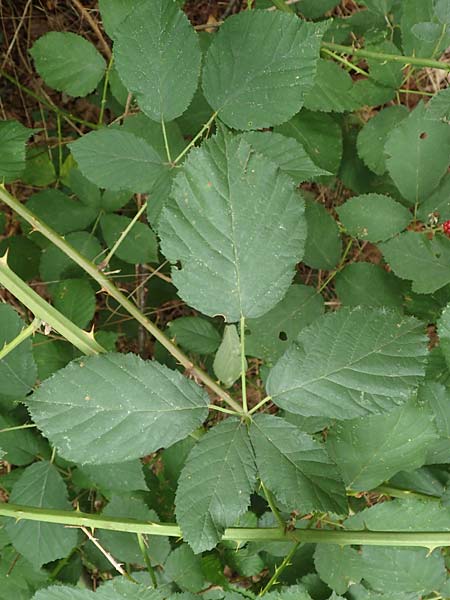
[444,220,450,237]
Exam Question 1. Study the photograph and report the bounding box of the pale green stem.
[0,185,242,414]
[240,316,248,414]
[322,47,369,77]
[0,423,37,434]
[248,395,272,416]
[101,201,148,267]
[56,113,63,177]
[173,111,218,164]
[258,542,300,596]
[1,503,450,550]
[269,0,294,12]
[98,55,114,125]
[208,404,242,416]
[321,41,450,72]
[0,317,41,361]
[317,239,353,294]
[161,117,172,163]
[0,251,105,356]
[261,480,285,530]
[137,533,158,588]
[370,485,441,503]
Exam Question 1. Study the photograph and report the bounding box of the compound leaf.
[202,11,328,129]
[267,307,428,420]
[113,0,201,121]
[26,353,209,464]
[176,419,256,553]
[159,131,306,322]
[30,32,106,97]
[250,414,347,514]
[5,461,78,568]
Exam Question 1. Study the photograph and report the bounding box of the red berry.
[444,220,450,236]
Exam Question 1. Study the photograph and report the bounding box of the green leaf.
[357,547,445,595]
[304,59,356,113]
[303,199,342,270]
[0,120,34,182]
[326,398,438,490]
[113,0,201,121]
[167,317,221,355]
[164,545,205,592]
[366,41,404,89]
[425,86,450,123]
[401,0,441,56]
[416,172,450,222]
[439,303,450,369]
[380,231,450,294]
[435,0,450,23]
[121,113,185,163]
[21,146,56,186]
[26,353,209,464]
[98,495,170,565]
[250,414,347,514]
[359,0,393,14]
[213,325,246,388]
[25,190,96,235]
[357,106,408,176]
[0,414,48,466]
[39,231,102,284]
[0,546,48,600]
[276,109,343,175]
[30,32,106,97]
[78,460,147,493]
[51,279,96,329]
[314,545,362,594]
[69,128,165,193]
[337,193,411,242]
[31,581,163,600]
[5,461,78,568]
[98,0,145,38]
[385,103,450,205]
[175,419,256,553]
[158,131,306,322]
[246,284,324,364]
[334,262,406,310]
[100,214,158,264]
[0,303,37,398]
[202,12,328,129]
[241,131,330,181]
[267,307,428,420]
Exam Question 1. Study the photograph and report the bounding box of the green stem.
[0,251,105,356]
[269,0,295,12]
[322,47,369,77]
[161,117,173,164]
[0,317,41,361]
[173,111,218,164]
[137,533,158,588]
[208,404,241,416]
[0,185,242,414]
[0,70,100,129]
[248,395,272,416]
[317,239,353,294]
[370,485,441,503]
[258,542,300,596]
[98,55,114,125]
[321,41,450,72]
[0,503,449,550]
[0,423,37,434]
[261,480,285,530]
[240,316,248,414]
[101,201,148,267]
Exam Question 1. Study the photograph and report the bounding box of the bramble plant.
[2,0,450,597]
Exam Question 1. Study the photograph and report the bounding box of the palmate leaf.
[0,303,37,398]
[326,398,438,490]
[159,130,306,322]
[26,353,209,464]
[250,414,347,514]
[113,0,201,121]
[267,307,428,420]
[175,419,256,553]
[5,461,78,568]
[202,11,328,130]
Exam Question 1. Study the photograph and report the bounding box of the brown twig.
[70,0,112,60]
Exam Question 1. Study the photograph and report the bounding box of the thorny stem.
[173,111,218,164]
[1,503,450,550]
[258,542,300,596]
[0,185,243,414]
[0,317,41,361]
[137,533,158,588]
